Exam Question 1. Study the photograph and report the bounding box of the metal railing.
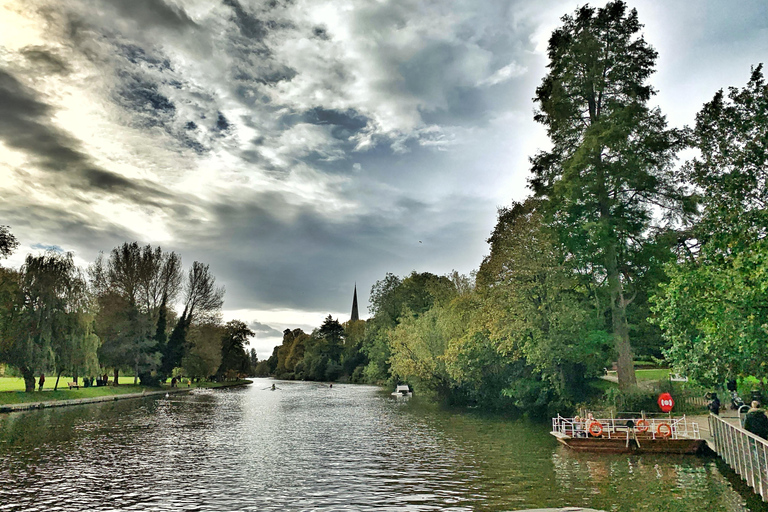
[709,413,768,502]
[552,415,700,440]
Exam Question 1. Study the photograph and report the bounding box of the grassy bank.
[0,377,251,406]
[0,376,144,392]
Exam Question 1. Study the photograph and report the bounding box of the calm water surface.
[1,379,766,512]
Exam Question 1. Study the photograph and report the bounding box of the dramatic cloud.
[249,321,283,338]
[1,0,766,357]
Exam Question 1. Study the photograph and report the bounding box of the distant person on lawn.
[743,401,768,440]
[38,373,45,391]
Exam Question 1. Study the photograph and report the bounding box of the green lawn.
[636,368,671,381]
[0,377,251,405]
[0,384,150,405]
[0,376,140,392]
[602,368,670,383]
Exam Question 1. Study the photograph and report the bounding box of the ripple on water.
[0,381,763,512]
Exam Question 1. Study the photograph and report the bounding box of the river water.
[1,379,766,512]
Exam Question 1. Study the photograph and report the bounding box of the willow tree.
[530,1,687,388]
[5,252,90,392]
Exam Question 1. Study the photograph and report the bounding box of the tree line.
[2,2,764,414]
[260,1,767,416]
[0,238,253,392]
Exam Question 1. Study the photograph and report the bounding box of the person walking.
[743,401,768,440]
[707,392,721,415]
[38,373,45,391]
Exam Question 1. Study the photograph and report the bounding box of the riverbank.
[0,379,252,412]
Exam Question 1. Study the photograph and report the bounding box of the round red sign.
[658,392,674,412]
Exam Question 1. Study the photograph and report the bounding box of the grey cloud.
[0,193,143,262]
[312,25,330,40]
[220,0,297,83]
[30,243,64,253]
[248,321,283,337]
[105,0,197,33]
[22,5,227,155]
[106,40,230,153]
[20,46,71,75]
[214,112,230,133]
[303,108,366,128]
[115,69,176,126]
[0,69,179,208]
[170,188,491,314]
[223,0,269,41]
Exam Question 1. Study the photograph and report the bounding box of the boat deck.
[551,414,706,454]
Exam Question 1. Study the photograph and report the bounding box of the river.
[1,379,766,511]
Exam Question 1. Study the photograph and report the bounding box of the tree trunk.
[596,159,637,390]
[605,241,637,389]
[21,367,35,393]
[113,368,119,386]
[54,370,62,391]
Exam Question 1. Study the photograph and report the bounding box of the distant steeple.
[350,283,359,322]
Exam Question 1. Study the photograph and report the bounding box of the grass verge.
[0,378,251,405]
[0,376,144,392]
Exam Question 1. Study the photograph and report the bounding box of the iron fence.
[709,413,768,502]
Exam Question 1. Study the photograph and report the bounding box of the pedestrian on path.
[707,392,721,415]
[743,401,768,440]
[38,373,45,391]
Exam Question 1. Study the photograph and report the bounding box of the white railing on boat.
[552,414,700,440]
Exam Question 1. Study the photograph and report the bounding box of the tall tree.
[2,252,89,391]
[90,242,182,384]
[653,65,768,385]
[0,228,20,379]
[363,271,456,383]
[477,200,611,402]
[274,328,310,378]
[162,261,224,375]
[530,1,687,388]
[183,321,224,380]
[218,320,253,379]
[183,262,225,325]
[0,226,19,261]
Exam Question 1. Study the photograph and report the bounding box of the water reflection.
[1,379,765,511]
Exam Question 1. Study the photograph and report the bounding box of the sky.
[1,0,766,358]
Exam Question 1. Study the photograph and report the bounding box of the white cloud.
[478,62,527,87]
[2,0,766,343]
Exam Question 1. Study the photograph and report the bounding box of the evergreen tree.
[218,320,253,379]
[530,1,688,388]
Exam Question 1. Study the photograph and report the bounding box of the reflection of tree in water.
[550,451,756,511]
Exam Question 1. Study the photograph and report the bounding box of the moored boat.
[551,415,706,454]
[392,384,412,397]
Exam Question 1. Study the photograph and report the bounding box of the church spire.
[350,283,359,322]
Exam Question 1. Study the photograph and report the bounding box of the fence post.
[748,437,756,491]
[762,443,768,501]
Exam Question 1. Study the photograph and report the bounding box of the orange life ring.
[588,421,603,437]
[635,419,649,433]
[656,423,672,438]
